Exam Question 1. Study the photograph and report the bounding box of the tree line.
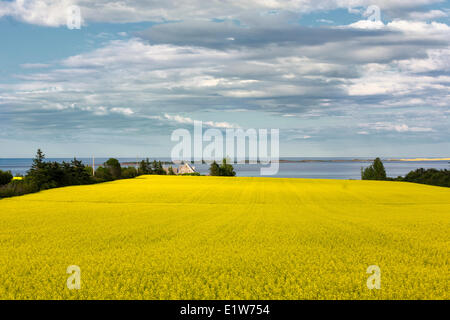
[361,157,450,188]
[137,158,168,175]
[0,150,165,198]
[2,152,447,198]
[0,150,238,198]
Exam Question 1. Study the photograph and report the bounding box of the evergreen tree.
[156,161,166,175]
[0,170,13,185]
[220,158,236,176]
[138,158,152,174]
[209,159,236,176]
[372,157,387,180]
[27,149,51,189]
[139,160,146,174]
[362,158,387,180]
[152,160,158,174]
[209,161,221,176]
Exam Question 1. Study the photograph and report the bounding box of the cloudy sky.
[0,0,449,158]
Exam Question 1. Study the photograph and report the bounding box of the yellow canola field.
[0,176,449,299]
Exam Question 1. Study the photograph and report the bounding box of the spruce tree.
[209,161,220,176]
[362,158,386,180]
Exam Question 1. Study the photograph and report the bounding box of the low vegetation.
[361,158,387,180]
[209,158,236,176]
[362,158,450,188]
[137,158,167,175]
[394,168,450,188]
[0,170,13,186]
[1,149,151,199]
[1,150,238,199]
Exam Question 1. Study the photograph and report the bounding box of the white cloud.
[317,19,334,24]
[345,18,450,34]
[396,48,450,73]
[92,106,108,116]
[163,114,195,124]
[387,20,450,35]
[20,63,51,69]
[0,0,80,27]
[111,107,134,115]
[347,20,385,29]
[0,0,445,26]
[1,12,449,148]
[163,114,238,129]
[359,122,434,133]
[347,71,450,96]
[408,9,448,20]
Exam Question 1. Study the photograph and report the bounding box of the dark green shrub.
[209,159,236,176]
[219,158,236,177]
[152,160,166,175]
[0,179,38,198]
[0,170,13,185]
[121,166,138,179]
[209,161,220,176]
[138,158,152,174]
[362,158,386,180]
[94,166,113,181]
[400,168,450,188]
[105,158,121,179]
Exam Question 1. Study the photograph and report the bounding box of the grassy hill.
[0,176,449,299]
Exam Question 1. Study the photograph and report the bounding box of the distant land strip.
[121,158,450,166]
[388,158,450,162]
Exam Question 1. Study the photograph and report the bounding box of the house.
[178,162,196,174]
[163,162,196,175]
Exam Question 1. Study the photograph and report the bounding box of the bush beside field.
[0,170,13,185]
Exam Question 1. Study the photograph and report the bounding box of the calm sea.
[1,158,448,180]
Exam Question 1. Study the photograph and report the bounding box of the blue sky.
[0,0,449,158]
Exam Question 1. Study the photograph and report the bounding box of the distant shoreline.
[120,158,450,165]
[387,158,450,162]
[279,158,450,163]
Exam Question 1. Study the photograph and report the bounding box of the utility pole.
[92,156,95,176]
